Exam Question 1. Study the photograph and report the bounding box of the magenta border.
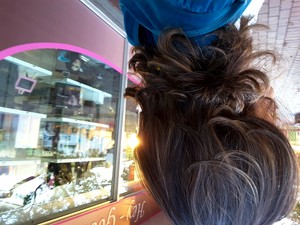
[0,42,122,74]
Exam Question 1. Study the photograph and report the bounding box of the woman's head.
[125,17,298,225]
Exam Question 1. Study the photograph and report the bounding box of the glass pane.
[286,126,300,224]
[0,48,121,224]
[119,80,142,195]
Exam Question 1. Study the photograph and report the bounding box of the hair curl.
[124,17,298,225]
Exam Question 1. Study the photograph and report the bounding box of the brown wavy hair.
[124,17,298,225]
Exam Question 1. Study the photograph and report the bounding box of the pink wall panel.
[0,0,125,71]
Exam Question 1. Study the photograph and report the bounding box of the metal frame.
[80,0,130,201]
[111,39,129,200]
[80,0,126,38]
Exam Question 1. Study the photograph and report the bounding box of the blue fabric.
[119,0,252,46]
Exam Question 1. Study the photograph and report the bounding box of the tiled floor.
[140,211,172,225]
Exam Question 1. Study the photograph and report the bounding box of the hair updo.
[125,17,298,225]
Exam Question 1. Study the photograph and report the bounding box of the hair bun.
[127,17,276,118]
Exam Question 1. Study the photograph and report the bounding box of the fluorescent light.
[80,55,90,62]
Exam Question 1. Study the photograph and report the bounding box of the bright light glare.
[127,133,139,149]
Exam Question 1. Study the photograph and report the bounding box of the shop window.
[0,47,121,224]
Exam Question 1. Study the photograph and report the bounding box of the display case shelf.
[0,107,46,118]
[43,117,109,128]
[0,159,41,166]
[41,157,106,163]
[66,78,111,100]
[43,78,112,104]
[5,56,53,77]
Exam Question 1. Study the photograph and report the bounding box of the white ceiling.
[253,0,300,121]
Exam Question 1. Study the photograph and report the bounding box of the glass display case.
[0,48,123,224]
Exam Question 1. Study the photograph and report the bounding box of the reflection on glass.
[286,126,300,224]
[120,81,142,195]
[0,48,121,224]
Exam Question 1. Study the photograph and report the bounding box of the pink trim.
[127,72,142,85]
[0,42,122,74]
